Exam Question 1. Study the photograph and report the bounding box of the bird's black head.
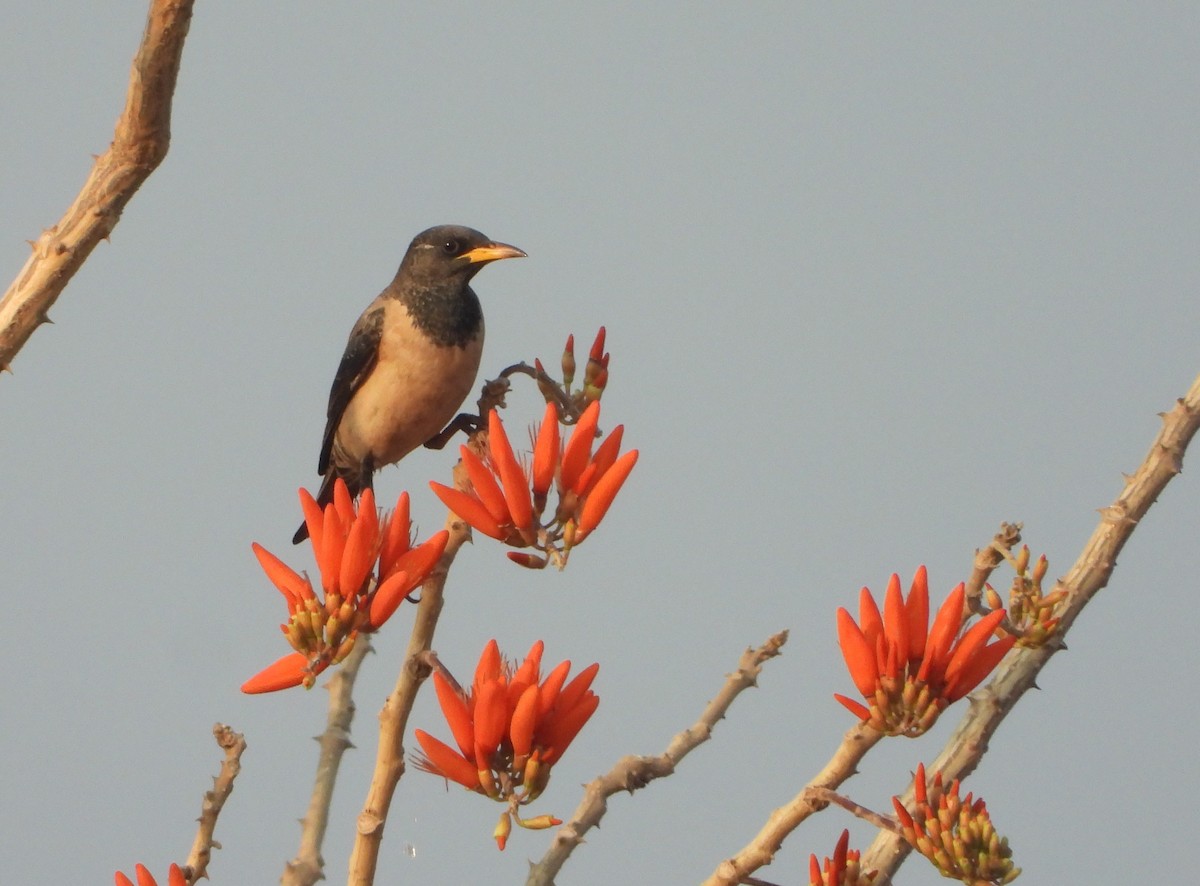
[400,224,526,284]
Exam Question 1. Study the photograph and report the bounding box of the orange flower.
[241,480,449,693]
[414,639,598,849]
[430,400,637,569]
[808,829,878,886]
[114,863,186,886]
[892,763,1019,883]
[833,567,1017,736]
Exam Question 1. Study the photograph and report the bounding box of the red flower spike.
[914,762,928,804]
[461,445,512,524]
[242,652,313,693]
[942,608,1008,689]
[808,853,823,886]
[430,482,507,540]
[252,542,310,607]
[332,477,355,525]
[554,661,599,712]
[488,410,534,531]
[531,401,560,498]
[366,569,411,629]
[317,502,346,595]
[945,632,1017,701]
[536,660,573,716]
[576,449,638,538]
[474,639,503,693]
[473,680,509,771]
[836,608,879,698]
[560,400,601,492]
[512,640,545,688]
[414,729,481,791]
[538,691,599,765]
[921,583,966,683]
[167,865,185,886]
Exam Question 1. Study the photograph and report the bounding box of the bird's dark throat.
[397,283,483,348]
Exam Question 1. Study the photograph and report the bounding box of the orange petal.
[332,477,354,525]
[836,608,879,698]
[920,582,965,683]
[582,424,625,494]
[531,401,560,498]
[589,326,606,362]
[510,683,540,758]
[473,639,503,693]
[883,574,909,674]
[538,691,599,765]
[134,865,158,886]
[461,444,512,524]
[488,410,534,531]
[365,569,410,629]
[832,693,871,721]
[378,491,412,577]
[338,487,377,596]
[555,662,599,713]
[904,565,930,664]
[241,652,310,694]
[317,502,346,594]
[167,865,186,886]
[429,482,507,540]
[945,633,1017,701]
[942,608,1008,689]
[298,487,325,554]
[560,399,601,493]
[809,853,823,886]
[858,587,884,649]
[914,762,928,804]
[432,671,475,757]
[115,873,136,886]
[576,449,638,539]
[252,542,311,606]
[511,640,545,688]
[414,729,480,790]
[831,829,849,882]
[536,660,572,717]
[507,551,548,569]
[385,530,449,590]
[473,680,508,770]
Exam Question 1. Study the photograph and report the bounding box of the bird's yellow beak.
[460,242,527,264]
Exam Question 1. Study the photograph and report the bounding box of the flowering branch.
[861,371,1200,880]
[282,638,372,886]
[527,630,789,886]
[185,724,246,882]
[0,0,194,372]
[346,472,473,885]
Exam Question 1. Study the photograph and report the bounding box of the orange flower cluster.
[241,480,449,693]
[985,545,1064,648]
[431,400,637,569]
[892,763,1020,884]
[834,567,1017,736]
[414,639,599,849]
[114,863,185,886]
[808,829,878,886]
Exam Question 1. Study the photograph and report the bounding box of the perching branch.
[182,724,246,883]
[860,371,1200,881]
[282,638,372,886]
[527,630,789,886]
[0,0,193,372]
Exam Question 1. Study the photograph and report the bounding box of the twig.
[860,372,1200,882]
[701,723,883,886]
[526,631,789,886]
[0,0,194,372]
[346,460,474,885]
[806,786,901,834]
[282,637,372,886]
[183,724,246,882]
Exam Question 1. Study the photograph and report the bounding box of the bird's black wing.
[318,303,385,475]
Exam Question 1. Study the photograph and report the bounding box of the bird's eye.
[441,239,461,255]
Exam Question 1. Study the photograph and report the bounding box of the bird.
[293,224,525,543]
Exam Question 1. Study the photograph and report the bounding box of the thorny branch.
[182,724,246,883]
[0,0,194,372]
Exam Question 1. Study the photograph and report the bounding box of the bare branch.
[183,724,246,883]
[0,0,194,371]
[281,638,372,886]
[527,630,789,886]
[861,371,1200,881]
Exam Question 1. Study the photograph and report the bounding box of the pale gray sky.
[4,3,1199,884]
